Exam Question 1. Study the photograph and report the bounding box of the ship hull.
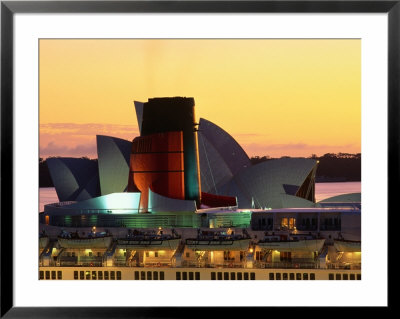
[39,265,361,281]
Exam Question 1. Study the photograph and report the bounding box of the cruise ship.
[39,205,361,281]
[39,97,361,281]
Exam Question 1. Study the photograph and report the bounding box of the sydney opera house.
[41,97,349,229]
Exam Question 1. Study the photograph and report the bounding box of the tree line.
[250,153,361,182]
[39,152,361,187]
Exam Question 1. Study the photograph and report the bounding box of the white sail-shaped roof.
[219,158,318,209]
[46,157,99,202]
[96,135,132,195]
[198,118,251,194]
[148,189,197,213]
[198,132,233,193]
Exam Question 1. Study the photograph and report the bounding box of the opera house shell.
[46,157,100,202]
[43,97,323,228]
[197,118,317,209]
[96,135,132,195]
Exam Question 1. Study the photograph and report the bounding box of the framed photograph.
[1,0,395,317]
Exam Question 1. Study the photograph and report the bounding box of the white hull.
[186,239,251,251]
[116,238,181,250]
[58,236,113,249]
[334,240,361,252]
[258,239,325,252]
[39,265,361,281]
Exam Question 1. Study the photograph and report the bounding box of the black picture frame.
[1,0,395,317]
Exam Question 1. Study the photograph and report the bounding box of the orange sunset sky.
[39,39,361,159]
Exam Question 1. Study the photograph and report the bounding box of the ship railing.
[296,226,318,231]
[110,262,173,267]
[113,256,126,263]
[327,262,361,270]
[222,262,245,268]
[197,206,238,213]
[47,259,57,267]
[251,225,274,231]
[255,261,321,269]
[143,262,172,267]
[78,256,103,264]
[56,260,103,267]
[113,261,128,267]
[59,256,78,263]
[59,259,79,267]
[319,225,341,231]
[78,262,103,267]
[179,261,245,268]
[181,260,205,268]
[46,201,77,207]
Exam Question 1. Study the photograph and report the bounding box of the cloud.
[39,122,360,159]
[40,123,140,137]
[40,122,138,158]
[40,142,98,158]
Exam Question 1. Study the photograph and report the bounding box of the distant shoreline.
[39,153,361,187]
[39,180,361,189]
[315,177,361,183]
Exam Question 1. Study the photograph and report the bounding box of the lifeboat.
[185,229,251,251]
[116,229,181,250]
[57,230,113,249]
[333,239,361,252]
[257,233,325,252]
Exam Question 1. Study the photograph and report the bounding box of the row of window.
[39,270,123,280]
[134,271,165,280]
[258,217,273,226]
[210,272,256,280]
[329,273,361,280]
[176,271,201,280]
[39,270,62,280]
[39,270,360,281]
[73,270,122,280]
[269,272,315,280]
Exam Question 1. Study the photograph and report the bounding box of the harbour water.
[39,182,361,212]
[314,181,361,202]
